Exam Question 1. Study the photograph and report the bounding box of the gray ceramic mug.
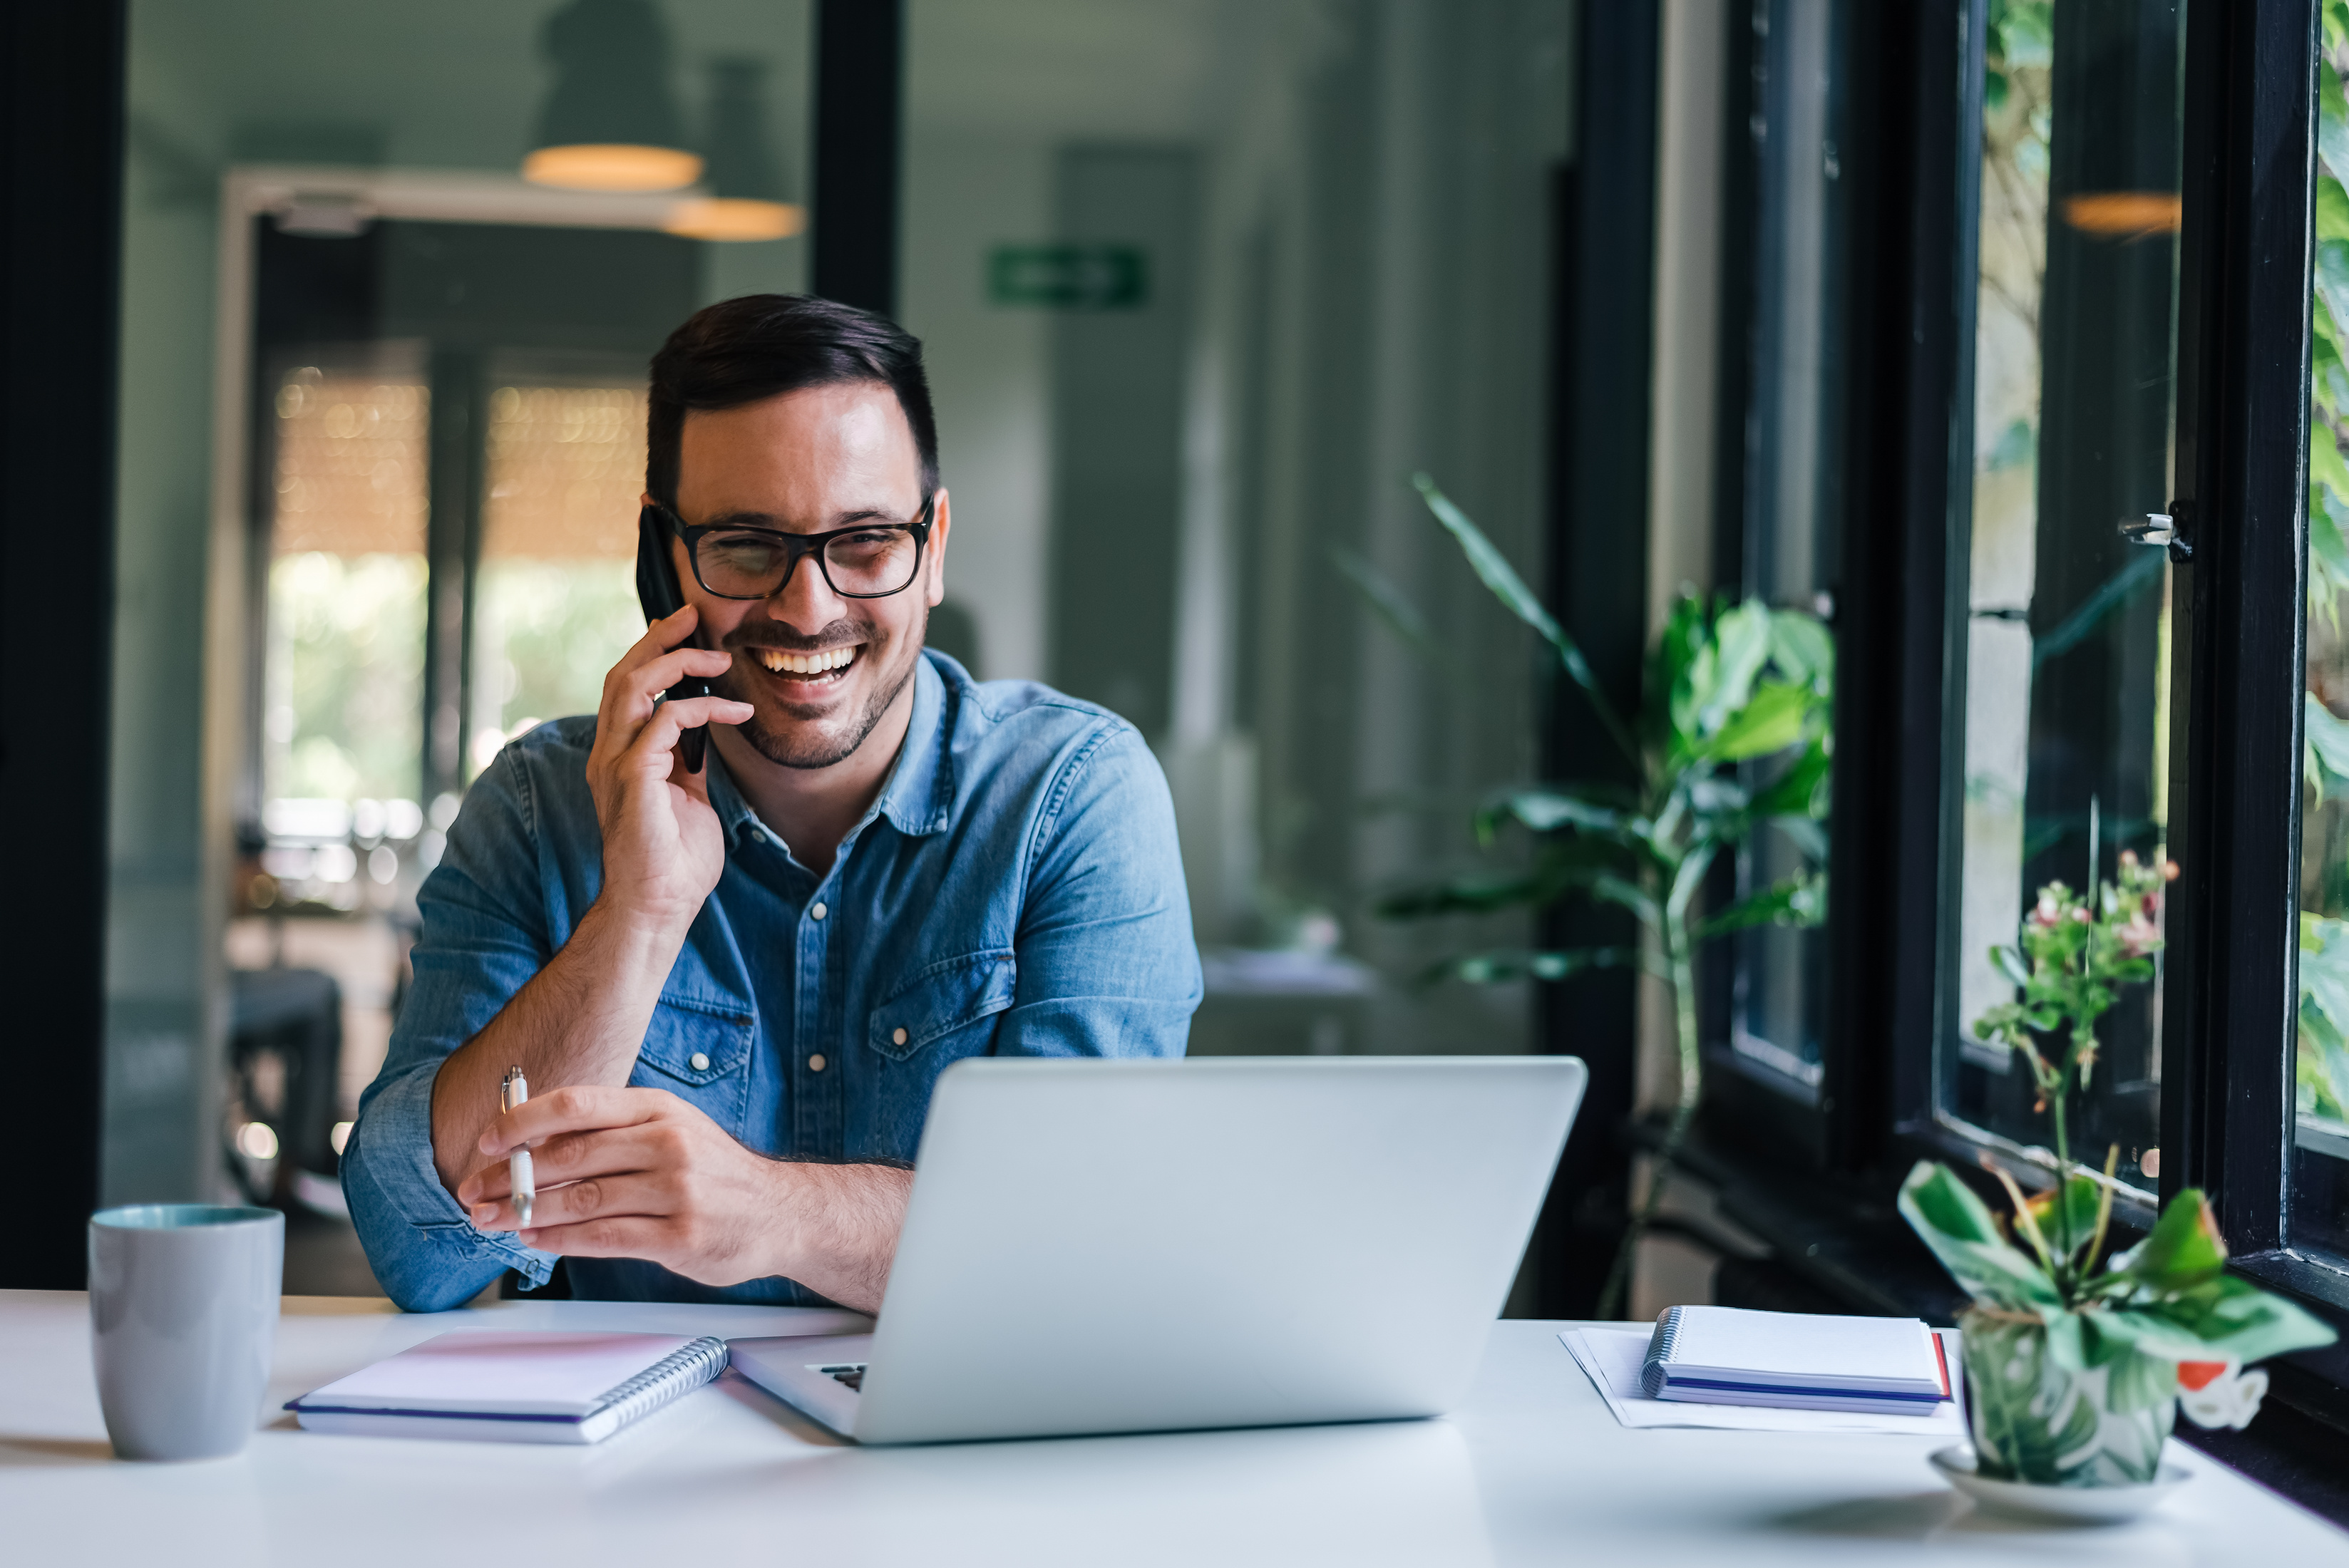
[88,1205,284,1460]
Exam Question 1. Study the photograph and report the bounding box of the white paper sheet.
[1559,1327,1967,1436]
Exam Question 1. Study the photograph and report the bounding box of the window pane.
[263,359,429,912]
[468,378,650,777]
[1942,1,2183,1193]
[2293,23,2349,1254]
[1728,0,1849,1090]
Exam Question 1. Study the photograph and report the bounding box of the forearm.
[769,1162,915,1313]
[429,896,684,1192]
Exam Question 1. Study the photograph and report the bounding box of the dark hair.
[645,294,939,510]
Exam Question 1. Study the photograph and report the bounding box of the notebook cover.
[286,1331,728,1434]
[1640,1306,1947,1406]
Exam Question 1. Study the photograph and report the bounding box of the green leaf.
[2323,71,2349,187]
[1654,593,1711,751]
[2101,1279,2338,1365]
[2110,1190,2228,1291]
[1993,1,2052,67]
[1769,609,1835,694]
[1898,1162,2065,1311]
[2323,180,2349,258]
[2302,913,2349,1041]
[1701,680,1814,762]
[2316,420,2349,516]
[1475,787,1637,845]
[2308,693,2349,805]
[1699,599,1774,734]
[2318,241,2349,385]
[1330,545,1463,681]
[2311,487,2349,612]
[1692,871,1824,940]
[1413,474,1640,765]
[2022,1172,2106,1262]
[1747,738,1831,821]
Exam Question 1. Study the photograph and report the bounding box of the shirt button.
[808,1053,827,1073]
[689,1051,710,1071]
[811,902,828,921]
[892,1027,908,1046]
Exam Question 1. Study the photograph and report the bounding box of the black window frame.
[1723,0,2349,1460]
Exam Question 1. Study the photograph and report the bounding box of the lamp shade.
[664,56,803,242]
[525,0,704,192]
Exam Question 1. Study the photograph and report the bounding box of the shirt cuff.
[346,1064,554,1291]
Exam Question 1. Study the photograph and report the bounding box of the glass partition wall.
[900,0,1576,1060]
[110,0,1580,1281]
[114,0,814,1229]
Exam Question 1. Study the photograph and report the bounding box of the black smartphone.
[633,505,710,774]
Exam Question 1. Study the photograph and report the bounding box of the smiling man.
[344,296,1201,1312]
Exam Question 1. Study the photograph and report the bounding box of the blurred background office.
[17,0,2238,1339]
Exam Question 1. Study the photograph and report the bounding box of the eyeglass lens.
[696,526,922,599]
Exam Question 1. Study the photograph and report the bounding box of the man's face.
[664,382,948,770]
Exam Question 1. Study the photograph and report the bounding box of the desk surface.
[4,1290,2344,1567]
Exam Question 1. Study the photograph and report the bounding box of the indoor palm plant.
[1901,855,2337,1486]
[1348,477,1832,1316]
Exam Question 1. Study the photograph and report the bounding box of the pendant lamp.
[666,57,805,242]
[523,0,703,192]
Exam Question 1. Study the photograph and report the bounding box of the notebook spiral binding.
[1640,1306,1685,1398]
[590,1335,731,1427]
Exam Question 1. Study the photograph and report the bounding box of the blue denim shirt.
[345,652,1200,1311]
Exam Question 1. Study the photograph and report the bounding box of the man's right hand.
[584,606,752,936]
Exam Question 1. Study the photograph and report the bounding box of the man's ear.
[925,488,951,608]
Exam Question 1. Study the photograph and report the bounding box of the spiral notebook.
[1640,1305,1950,1415]
[287,1331,729,1445]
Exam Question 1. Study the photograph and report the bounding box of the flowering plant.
[1899,856,2336,1483]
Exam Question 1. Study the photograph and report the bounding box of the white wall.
[898,133,1056,684]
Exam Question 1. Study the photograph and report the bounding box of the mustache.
[720,621,869,654]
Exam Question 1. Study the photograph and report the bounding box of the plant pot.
[1960,1307,2176,1487]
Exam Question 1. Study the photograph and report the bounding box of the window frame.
[1803,0,2349,1429]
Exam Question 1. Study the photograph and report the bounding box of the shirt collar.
[705,652,955,850]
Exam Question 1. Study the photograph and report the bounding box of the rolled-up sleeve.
[998,724,1202,1058]
[345,747,562,1311]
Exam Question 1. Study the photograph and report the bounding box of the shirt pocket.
[632,993,756,1138]
[867,950,1017,1063]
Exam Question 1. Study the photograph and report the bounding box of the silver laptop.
[729,1054,1585,1444]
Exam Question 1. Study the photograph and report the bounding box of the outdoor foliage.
[2304,3,2349,1122]
[1348,476,1832,1316]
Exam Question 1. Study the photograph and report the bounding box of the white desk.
[4,1290,2343,1566]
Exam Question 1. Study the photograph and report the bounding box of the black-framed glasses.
[656,493,936,601]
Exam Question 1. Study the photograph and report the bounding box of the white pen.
[499,1065,535,1229]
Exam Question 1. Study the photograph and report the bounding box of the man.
[345,296,1201,1313]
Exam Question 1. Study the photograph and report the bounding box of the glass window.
[1724,0,1851,1091]
[264,358,430,836]
[2294,14,2349,1257]
[468,373,650,776]
[1942,0,2184,1195]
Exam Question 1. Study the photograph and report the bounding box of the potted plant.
[1343,476,1833,1316]
[1901,852,2337,1491]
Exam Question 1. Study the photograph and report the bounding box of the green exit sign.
[987,244,1148,309]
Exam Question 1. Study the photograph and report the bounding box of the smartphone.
[633,505,710,774]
